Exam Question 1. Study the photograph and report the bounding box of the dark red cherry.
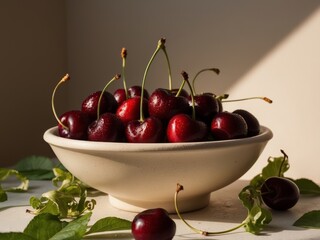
[128,85,149,99]
[131,208,176,240]
[126,117,164,143]
[233,109,260,136]
[58,110,90,140]
[116,97,149,125]
[210,111,248,140]
[81,91,118,120]
[114,86,150,106]
[170,88,189,98]
[87,113,124,142]
[261,177,300,211]
[148,88,190,123]
[113,88,127,106]
[167,114,208,142]
[188,92,219,125]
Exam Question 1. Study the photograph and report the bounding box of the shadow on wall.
[66,0,320,107]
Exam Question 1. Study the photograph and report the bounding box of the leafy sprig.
[0,212,131,240]
[0,168,29,202]
[28,167,96,218]
[1,156,132,239]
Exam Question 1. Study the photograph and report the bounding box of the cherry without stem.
[131,208,176,240]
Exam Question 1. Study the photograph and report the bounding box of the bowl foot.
[109,194,211,213]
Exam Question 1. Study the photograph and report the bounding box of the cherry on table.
[131,208,176,240]
[261,176,300,211]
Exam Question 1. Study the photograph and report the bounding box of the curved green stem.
[161,44,173,90]
[192,68,220,96]
[174,183,247,236]
[97,74,121,119]
[174,80,186,97]
[139,39,165,121]
[51,74,70,130]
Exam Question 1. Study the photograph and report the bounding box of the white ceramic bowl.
[43,126,272,213]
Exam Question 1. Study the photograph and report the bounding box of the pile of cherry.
[52,38,271,143]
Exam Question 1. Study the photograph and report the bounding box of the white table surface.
[1,179,320,239]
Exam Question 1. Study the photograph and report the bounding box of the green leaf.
[0,168,29,193]
[29,167,94,218]
[86,217,132,235]
[14,155,55,180]
[293,210,320,228]
[0,185,8,202]
[294,178,320,195]
[23,213,68,239]
[250,155,289,189]
[0,232,35,240]
[239,184,272,234]
[49,212,92,240]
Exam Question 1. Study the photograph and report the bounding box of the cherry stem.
[51,74,70,130]
[139,38,165,121]
[191,68,220,96]
[279,149,288,177]
[174,79,187,97]
[181,71,196,120]
[160,40,173,90]
[175,183,246,236]
[121,48,129,99]
[222,96,273,104]
[97,74,121,119]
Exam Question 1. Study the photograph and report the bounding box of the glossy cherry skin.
[126,117,164,143]
[233,109,260,136]
[210,111,248,140]
[261,177,300,211]
[114,86,150,106]
[188,93,219,125]
[148,88,190,123]
[113,88,127,106]
[167,114,208,142]
[131,208,176,240]
[58,110,91,140]
[116,97,149,126]
[128,85,150,99]
[81,91,118,120]
[170,88,189,98]
[87,113,124,142]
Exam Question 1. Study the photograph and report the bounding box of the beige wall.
[0,1,67,167]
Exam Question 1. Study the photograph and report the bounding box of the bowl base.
[108,194,211,213]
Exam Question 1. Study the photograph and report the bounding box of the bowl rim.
[43,126,273,152]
